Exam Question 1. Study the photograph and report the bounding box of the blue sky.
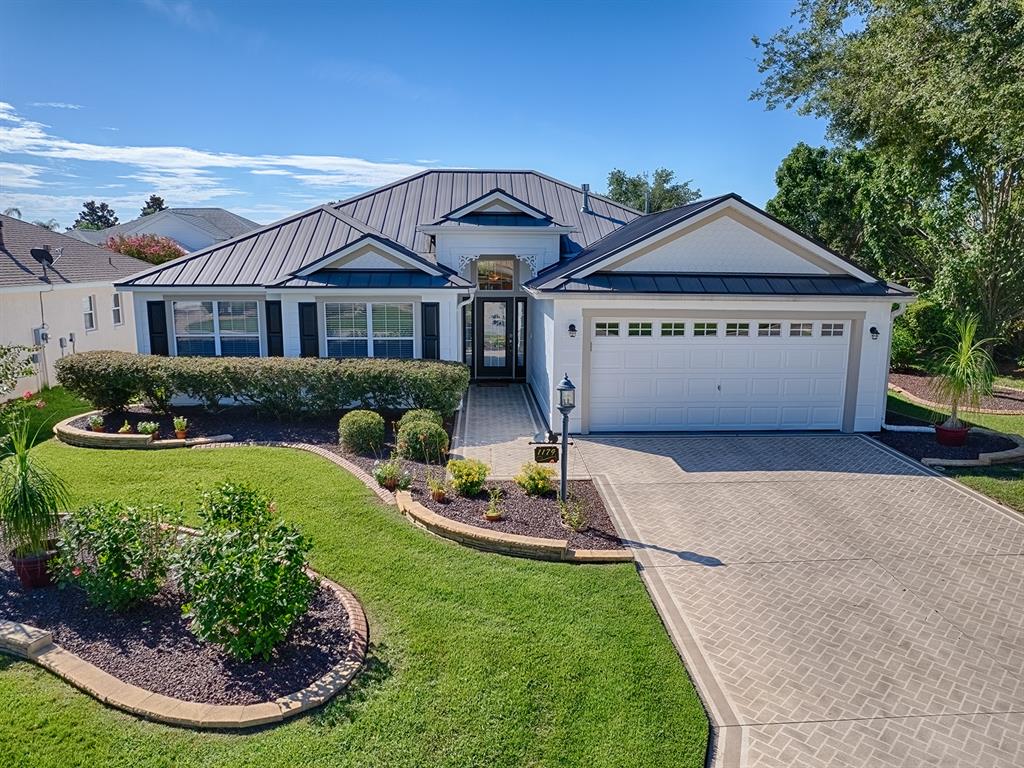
[0,0,826,228]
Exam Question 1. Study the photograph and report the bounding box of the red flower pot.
[10,543,58,589]
[935,424,970,447]
[175,430,187,439]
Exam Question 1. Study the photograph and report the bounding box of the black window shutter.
[421,302,440,360]
[265,300,283,357]
[298,302,319,357]
[146,301,169,356]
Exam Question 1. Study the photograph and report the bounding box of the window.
[660,322,685,336]
[111,293,123,326]
[325,302,414,359]
[477,258,515,291]
[595,321,619,337]
[821,322,845,337]
[790,322,814,337]
[628,322,652,337]
[757,322,782,337]
[693,322,718,337]
[725,322,750,337]
[173,300,260,357]
[82,295,96,331]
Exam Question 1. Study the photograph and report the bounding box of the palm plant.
[0,403,68,559]
[930,314,996,430]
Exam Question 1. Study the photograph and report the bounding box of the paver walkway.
[577,434,1024,768]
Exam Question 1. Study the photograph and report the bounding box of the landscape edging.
[53,411,232,450]
[395,491,633,564]
[888,383,1024,416]
[0,573,368,730]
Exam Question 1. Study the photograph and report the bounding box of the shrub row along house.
[117,170,915,434]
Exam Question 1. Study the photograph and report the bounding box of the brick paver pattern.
[575,434,1024,768]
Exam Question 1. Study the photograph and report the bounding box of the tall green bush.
[56,351,470,417]
[890,299,952,372]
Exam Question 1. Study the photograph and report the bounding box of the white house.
[0,215,148,395]
[117,170,914,434]
[66,208,260,253]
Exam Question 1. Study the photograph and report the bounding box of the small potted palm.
[1,397,69,588]
[930,314,996,447]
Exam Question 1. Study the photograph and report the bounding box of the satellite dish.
[30,247,54,265]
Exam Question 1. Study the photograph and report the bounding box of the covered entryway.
[587,317,851,431]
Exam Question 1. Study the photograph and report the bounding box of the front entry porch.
[464,295,528,381]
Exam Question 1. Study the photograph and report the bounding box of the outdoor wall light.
[869,326,880,340]
[568,323,577,338]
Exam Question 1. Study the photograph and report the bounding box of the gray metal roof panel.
[545,272,904,297]
[273,270,467,290]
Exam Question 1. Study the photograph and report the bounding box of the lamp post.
[555,373,576,502]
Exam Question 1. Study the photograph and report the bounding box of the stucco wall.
[527,297,554,430]
[1,283,136,396]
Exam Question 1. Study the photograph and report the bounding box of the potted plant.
[118,420,132,434]
[88,414,105,432]
[483,486,503,522]
[1,396,69,588]
[426,472,447,503]
[930,314,996,447]
[137,420,160,440]
[372,456,411,492]
[173,416,188,439]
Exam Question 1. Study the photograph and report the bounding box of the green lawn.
[887,391,1024,436]
[995,374,1024,392]
[1,441,708,768]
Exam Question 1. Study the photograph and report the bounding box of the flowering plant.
[372,456,411,491]
[105,233,185,265]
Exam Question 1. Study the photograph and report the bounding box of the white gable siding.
[334,250,408,270]
[612,216,829,275]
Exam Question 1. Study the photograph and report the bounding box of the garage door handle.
[717,384,721,391]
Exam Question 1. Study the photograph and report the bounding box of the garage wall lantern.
[568,323,577,338]
[869,326,880,340]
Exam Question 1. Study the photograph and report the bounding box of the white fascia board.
[573,198,877,283]
[295,239,442,277]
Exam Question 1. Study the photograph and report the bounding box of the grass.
[0,441,708,768]
[995,374,1024,391]
[887,391,1024,436]
[1,386,91,447]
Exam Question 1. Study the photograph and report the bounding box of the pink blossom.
[22,390,33,400]
[35,400,46,409]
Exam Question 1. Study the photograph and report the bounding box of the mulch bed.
[873,410,1019,461]
[890,373,1024,413]
[0,557,352,706]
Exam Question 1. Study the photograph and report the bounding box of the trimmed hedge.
[396,419,449,462]
[56,351,470,416]
[339,410,386,454]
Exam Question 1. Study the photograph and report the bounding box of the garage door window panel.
[694,322,718,337]
[821,322,845,337]
[790,322,814,337]
[660,322,686,336]
[628,322,652,337]
[725,322,750,337]
[595,321,620,337]
[758,322,782,337]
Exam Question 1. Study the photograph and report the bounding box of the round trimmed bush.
[397,408,443,431]
[396,419,449,462]
[338,410,385,454]
[447,458,489,496]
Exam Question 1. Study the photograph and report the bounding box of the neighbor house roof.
[542,272,914,297]
[118,170,639,289]
[66,208,260,248]
[0,214,150,289]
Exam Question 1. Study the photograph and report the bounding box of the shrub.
[338,410,385,454]
[372,456,411,491]
[106,233,185,265]
[396,419,449,462]
[891,298,953,371]
[56,351,470,417]
[177,483,315,661]
[514,462,556,496]
[447,458,489,496]
[55,502,179,611]
[558,495,587,532]
[397,408,443,431]
[136,420,159,435]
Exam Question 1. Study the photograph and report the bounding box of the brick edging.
[395,491,633,564]
[0,572,368,730]
[53,411,232,450]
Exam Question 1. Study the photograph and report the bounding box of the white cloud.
[250,169,290,176]
[31,102,84,110]
[0,161,48,188]
[416,159,440,164]
[142,0,216,30]
[100,126,119,132]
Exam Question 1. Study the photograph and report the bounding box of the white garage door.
[588,318,849,431]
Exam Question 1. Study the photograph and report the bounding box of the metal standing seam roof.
[547,272,914,297]
[0,214,151,288]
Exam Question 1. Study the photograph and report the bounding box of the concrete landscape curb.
[889,383,1024,416]
[0,574,368,730]
[53,411,232,450]
[395,491,633,563]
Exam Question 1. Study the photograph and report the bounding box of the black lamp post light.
[555,373,576,501]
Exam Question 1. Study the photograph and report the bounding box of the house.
[66,207,260,253]
[0,214,149,394]
[117,170,914,434]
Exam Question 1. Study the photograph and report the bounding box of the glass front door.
[474,297,520,379]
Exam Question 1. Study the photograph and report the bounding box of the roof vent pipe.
[644,190,651,214]
[580,183,590,213]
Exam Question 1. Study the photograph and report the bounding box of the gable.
[604,209,839,276]
[320,243,415,270]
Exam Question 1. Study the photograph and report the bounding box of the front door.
[475,297,514,378]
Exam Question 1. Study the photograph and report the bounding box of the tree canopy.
[72,201,118,231]
[605,168,701,213]
[755,0,1024,345]
[140,194,167,217]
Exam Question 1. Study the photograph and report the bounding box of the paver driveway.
[576,434,1024,768]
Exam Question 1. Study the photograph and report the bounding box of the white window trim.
[324,301,416,359]
[789,321,815,337]
[627,321,653,337]
[82,294,97,332]
[594,321,620,337]
[111,293,124,326]
[725,322,750,337]
[693,322,719,337]
[660,321,686,336]
[171,299,263,357]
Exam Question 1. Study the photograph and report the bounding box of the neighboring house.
[66,208,260,253]
[117,169,914,434]
[0,215,148,395]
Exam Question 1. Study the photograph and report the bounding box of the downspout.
[455,288,477,413]
[881,302,930,432]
